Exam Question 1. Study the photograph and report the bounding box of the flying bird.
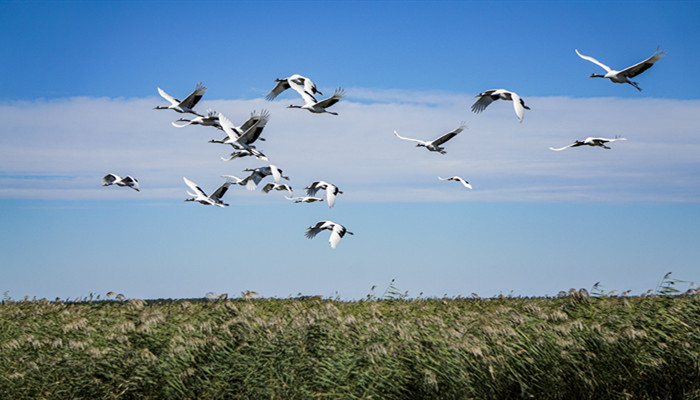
[393,123,466,154]
[183,176,234,207]
[438,176,472,189]
[171,110,222,130]
[262,182,294,196]
[549,137,628,151]
[209,110,269,144]
[266,74,322,101]
[285,195,324,204]
[287,87,344,115]
[217,111,270,161]
[220,149,268,162]
[575,48,665,91]
[305,220,354,249]
[305,181,343,208]
[102,174,140,191]
[154,83,207,116]
[471,89,530,123]
[239,165,289,191]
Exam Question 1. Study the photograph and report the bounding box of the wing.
[210,181,232,201]
[305,221,329,239]
[102,174,119,186]
[432,123,466,146]
[218,112,242,142]
[510,92,526,123]
[575,49,612,73]
[244,172,264,191]
[122,176,140,191]
[620,48,665,78]
[590,137,627,144]
[269,165,282,183]
[438,176,471,188]
[280,184,293,196]
[265,79,291,101]
[180,83,207,109]
[248,148,268,161]
[157,88,179,106]
[394,131,425,145]
[305,181,325,197]
[239,109,270,132]
[329,224,347,248]
[183,177,206,197]
[549,143,577,151]
[302,77,321,96]
[171,120,194,128]
[261,183,275,194]
[305,227,323,239]
[221,151,249,161]
[316,88,344,108]
[326,185,339,208]
[237,112,270,145]
[457,178,472,189]
[470,91,497,113]
[221,175,243,184]
[288,79,317,103]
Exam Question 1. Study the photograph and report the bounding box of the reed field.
[1,279,699,399]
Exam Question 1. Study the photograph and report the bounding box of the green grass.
[1,285,699,399]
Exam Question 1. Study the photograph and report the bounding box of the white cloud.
[1,91,699,203]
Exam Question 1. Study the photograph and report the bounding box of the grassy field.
[1,283,699,399]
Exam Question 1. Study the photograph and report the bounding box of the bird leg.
[629,81,642,91]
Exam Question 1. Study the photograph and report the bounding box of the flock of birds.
[103,48,666,248]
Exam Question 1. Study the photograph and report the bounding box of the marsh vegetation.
[1,281,698,399]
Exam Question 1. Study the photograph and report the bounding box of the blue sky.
[1,0,699,300]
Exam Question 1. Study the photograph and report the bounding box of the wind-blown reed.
[1,290,698,399]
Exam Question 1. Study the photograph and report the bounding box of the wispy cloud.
[1,91,699,203]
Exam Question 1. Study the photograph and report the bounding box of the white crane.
[171,110,222,130]
[183,176,233,207]
[238,164,289,191]
[154,83,207,116]
[305,181,343,208]
[471,89,530,123]
[209,110,269,144]
[265,74,322,101]
[262,182,294,196]
[102,174,140,192]
[575,48,665,91]
[285,195,324,204]
[393,123,466,154]
[221,149,268,162]
[305,220,354,249]
[438,176,472,189]
[549,137,627,151]
[287,88,345,115]
[217,111,270,161]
